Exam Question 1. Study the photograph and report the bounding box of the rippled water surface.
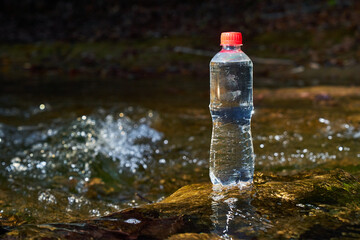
[0,78,359,229]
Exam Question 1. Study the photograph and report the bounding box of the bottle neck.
[221,45,242,52]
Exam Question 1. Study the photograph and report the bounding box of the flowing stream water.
[0,77,359,237]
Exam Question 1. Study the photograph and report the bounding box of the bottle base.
[210,172,253,189]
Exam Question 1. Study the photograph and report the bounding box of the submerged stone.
[2,169,360,239]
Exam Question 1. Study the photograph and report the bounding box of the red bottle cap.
[220,32,242,46]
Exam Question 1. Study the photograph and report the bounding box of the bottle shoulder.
[210,50,252,64]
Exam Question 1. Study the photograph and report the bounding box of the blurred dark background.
[0,0,359,89]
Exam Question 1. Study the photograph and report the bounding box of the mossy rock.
[3,169,360,239]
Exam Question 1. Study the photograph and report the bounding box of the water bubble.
[319,118,330,124]
[11,162,27,171]
[36,161,47,169]
[354,132,360,139]
[124,218,141,224]
[39,104,45,110]
[260,144,264,148]
[338,146,343,151]
[38,191,57,204]
[294,133,303,141]
[90,209,101,217]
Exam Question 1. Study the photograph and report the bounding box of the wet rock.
[3,169,360,239]
[168,233,220,240]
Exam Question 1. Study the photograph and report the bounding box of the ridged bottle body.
[209,48,254,186]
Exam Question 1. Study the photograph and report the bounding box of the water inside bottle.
[209,60,254,186]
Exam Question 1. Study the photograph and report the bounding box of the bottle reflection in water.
[210,186,265,239]
[209,32,254,186]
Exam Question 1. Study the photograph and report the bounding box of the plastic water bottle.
[209,32,254,186]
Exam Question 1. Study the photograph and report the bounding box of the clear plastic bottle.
[209,32,254,186]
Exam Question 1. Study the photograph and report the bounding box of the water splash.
[3,111,162,184]
[96,115,162,172]
[0,106,167,223]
